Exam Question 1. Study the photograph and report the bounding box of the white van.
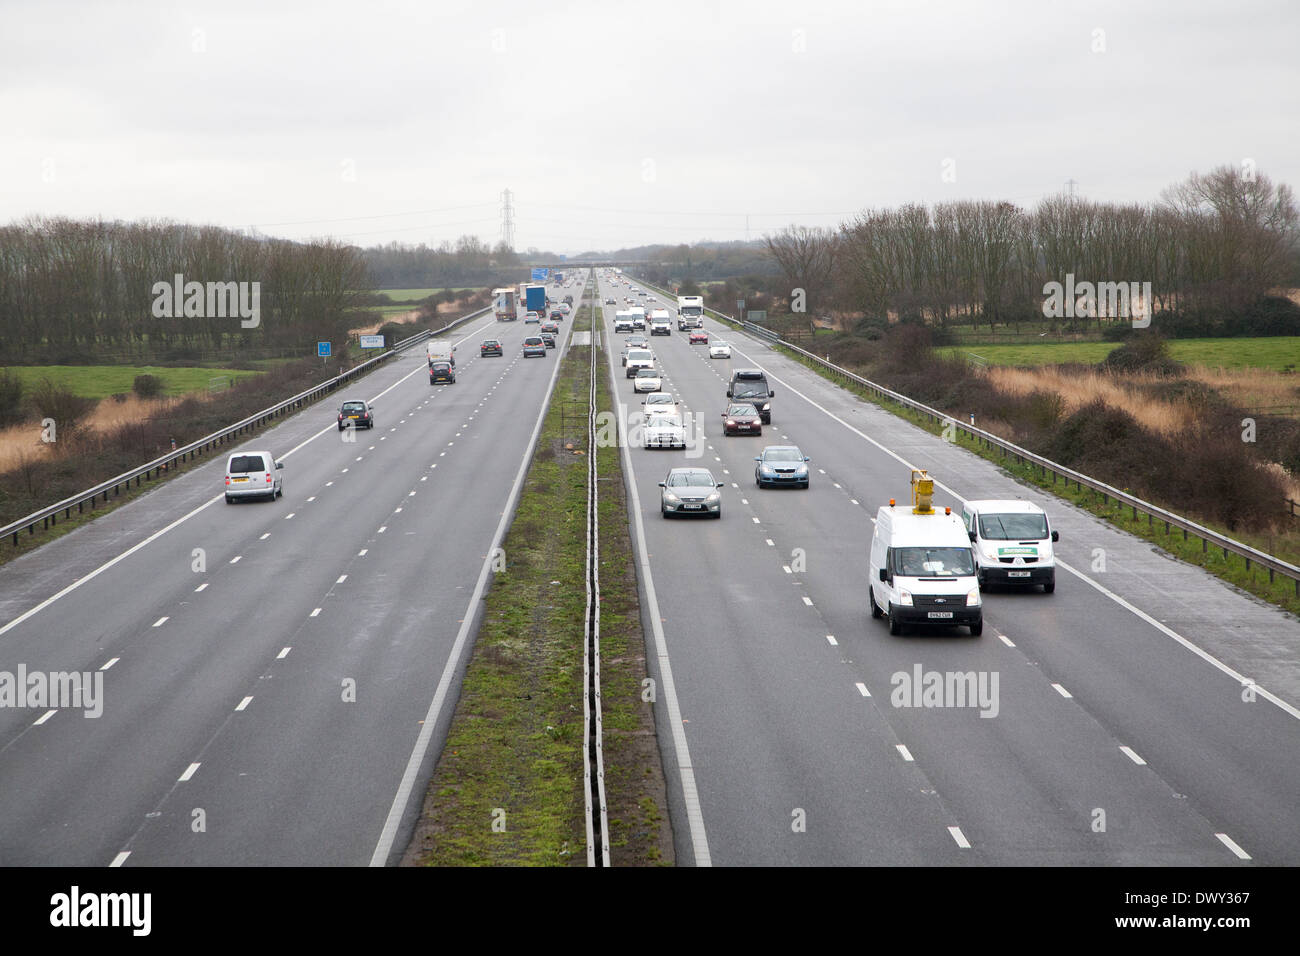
[962,499,1058,593]
[869,471,982,635]
[225,450,283,503]
[649,310,672,335]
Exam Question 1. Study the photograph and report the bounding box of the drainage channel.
[581,274,610,867]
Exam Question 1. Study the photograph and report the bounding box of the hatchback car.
[224,450,283,503]
[709,341,732,359]
[659,467,723,518]
[721,403,762,436]
[754,446,811,488]
[643,413,686,450]
[689,330,709,344]
[480,339,503,357]
[633,367,662,392]
[540,332,556,349]
[338,400,374,430]
[523,336,546,357]
[541,321,559,335]
[429,361,455,384]
[643,392,677,411]
[626,335,648,350]
[606,297,616,304]
[525,311,541,323]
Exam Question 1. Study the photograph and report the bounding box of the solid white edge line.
[1215,832,1251,860]
[368,317,569,868]
[33,709,56,725]
[108,851,130,868]
[607,307,713,866]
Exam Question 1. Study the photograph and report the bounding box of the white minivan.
[962,499,1058,593]
[225,450,283,503]
[869,472,982,636]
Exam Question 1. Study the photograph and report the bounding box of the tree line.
[762,165,1300,332]
[0,217,370,364]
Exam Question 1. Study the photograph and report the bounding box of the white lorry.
[677,295,704,330]
[426,341,456,367]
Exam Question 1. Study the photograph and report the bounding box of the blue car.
[754,446,810,489]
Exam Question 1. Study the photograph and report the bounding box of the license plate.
[738,425,751,430]
[1008,571,1031,578]
[927,611,954,619]
[231,477,248,482]
[682,504,703,510]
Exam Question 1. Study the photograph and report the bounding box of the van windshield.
[892,547,975,577]
[979,513,1048,540]
[732,380,768,400]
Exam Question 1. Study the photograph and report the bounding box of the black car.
[540,332,556,349]
[480,339,503,357]
[429,361,455,384]
[338,400,374,430]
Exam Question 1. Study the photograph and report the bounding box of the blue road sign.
[531,268,550,281]
[317,342,331,357]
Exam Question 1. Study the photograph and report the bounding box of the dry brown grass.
[1184,364,1300,418]
[0,394,182,472]
[985,365,1199,436]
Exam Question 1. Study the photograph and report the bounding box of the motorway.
[597,273,1300,866]
[0,283,587,866]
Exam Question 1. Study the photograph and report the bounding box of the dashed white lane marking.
[285,513,295,520]
[310,608,322,617]
[765,539,774,546]
[378,526,387,533]
[179,762,200,782]
[259,532,270,540]
[731,482,739,488]
[833,483,841,489]
[826,635,838,646]
[109,852,130,868]
[948,826,971,849]
[440,452,446,457]
[277,647,291,660]
[751,516,760,524]
[850,499,859,505]
[325,481,334,486]
[100,657,119,671]
[355,456,363,462]
[358,549,368,556]
[152,617,168,627]
[236,696,253,712]
[802,596,814,606]
[229,555,241,564]
[341,468,349,473]
[782,565,792,574]
[741,498,749,505]
[394,507,403,514]
[33,709,56,725]
[998,634,1015,647]
[818,468,826,474]
[408,491,416,497]
[1051,683,1072,699]
[1119,745,1147,766]
[380,436,386,441]
[896,744,914,761]
[855,682,870,697]
[336,574,347,584]
[1215,833,1251,860]
[194,583,208,593]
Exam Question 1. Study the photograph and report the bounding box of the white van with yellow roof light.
[962,499,1058,593]
[869,470,982,636]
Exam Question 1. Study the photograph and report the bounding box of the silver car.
[659,467,723,518]
[633,367,662,392]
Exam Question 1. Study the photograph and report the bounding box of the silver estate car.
[659,467,723,518]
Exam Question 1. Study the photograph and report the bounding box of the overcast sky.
[3,0,1297,254]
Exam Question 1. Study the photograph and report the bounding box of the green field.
[939,336,1300,370]
[2,365,263,400]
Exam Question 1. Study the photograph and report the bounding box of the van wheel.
[869,588,883,619]
[969,619,983,637]
[225,495,234,504]
[888,607,903,635]
[1043,576,1055,594]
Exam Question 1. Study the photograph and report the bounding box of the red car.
[721,403,762,436]
[689,330,709,344]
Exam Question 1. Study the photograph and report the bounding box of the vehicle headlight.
[898,590,913,606]
[761,402,770,411]
[984,547,999,560]
[706,492,720,503]
[664,492,679,502]
[760,464,774,473]
[966,589,981,607]
[726,419,736,426]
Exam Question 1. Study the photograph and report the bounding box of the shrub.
[26,378,95,439]
[132,374,165,398]
[0,370,24,426]
[1100,334,1183,375]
